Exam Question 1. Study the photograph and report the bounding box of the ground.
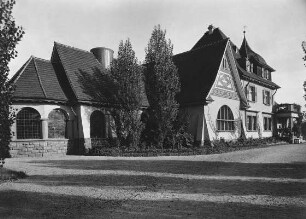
[0,144,306,218]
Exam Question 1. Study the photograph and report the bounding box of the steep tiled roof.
[173,39,228,105]
[12,56,68,102]
[191,28,228,50]
[239,36,275,71]
[51,42,149,106]
[236,64,280,89]
[52,42,105,102]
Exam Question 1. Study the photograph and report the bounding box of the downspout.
[272,89,278,137]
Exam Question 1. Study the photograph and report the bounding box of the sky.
[8,0,306,109]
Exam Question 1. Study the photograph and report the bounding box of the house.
[173,25,280,144]
[9,25,280,157]
[274,103,303,142]
[9,44,121,157]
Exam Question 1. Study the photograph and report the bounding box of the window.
[263,70,270,80]
[246,115,257,131]
[246,60,250,72]
[216,105,235,131]
[257,66,262,76]
[90,110,106,138]
[17,108,41,139]
[263,116,272,131]
[48,109,67,139]
[263,90,271,105]
[222,56,229,70]
[246,85,256,102]
[250,63,254,73]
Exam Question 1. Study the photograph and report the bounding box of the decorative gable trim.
[207,40,248,109]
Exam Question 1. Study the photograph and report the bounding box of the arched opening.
[216,105,235,131]
[90,110,106,138]
[16,108,41,139]
[48,109,68,139]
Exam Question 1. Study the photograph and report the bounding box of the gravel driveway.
[1,144,306,218]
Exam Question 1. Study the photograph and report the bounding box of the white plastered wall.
[78,105,113,139]
[204,96,241,141]
[241,80,274,138]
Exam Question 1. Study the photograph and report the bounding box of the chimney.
[90,47,114,69]
[208,24,214,34]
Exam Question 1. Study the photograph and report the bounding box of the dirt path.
[1,144,306,218]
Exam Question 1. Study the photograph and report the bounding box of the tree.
[144,25,180,149]
[0,0,24,159]
[302,41,306,101]
[110,39,144,148]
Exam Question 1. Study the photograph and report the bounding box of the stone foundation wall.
[9,139,72,158]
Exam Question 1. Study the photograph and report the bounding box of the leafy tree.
[144,25,180,149]
[110,39,144,148]
[0,0,24,159]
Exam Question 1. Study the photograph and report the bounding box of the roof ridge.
[32,56,51,62]
[32,58,47,99]
[53,42,78,100]
[54,41,92,54]
[174,38,228,57]
[10,56,34,83]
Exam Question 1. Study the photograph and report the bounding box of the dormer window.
[250,62,253,73]
[256,66,262,76]
[246,59,250,72]
[263,69,270,80]
[222,56,229,70]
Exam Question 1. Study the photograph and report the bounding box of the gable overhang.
[206,40,249,109]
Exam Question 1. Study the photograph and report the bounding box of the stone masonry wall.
[9,140,71,158]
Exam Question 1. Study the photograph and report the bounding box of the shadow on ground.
[0,190,305,219]
[24,173,306,197]
[29,159,306,179]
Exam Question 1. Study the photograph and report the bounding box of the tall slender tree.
[110,39,144,148]
[144,25,180,149]
[0,0,24,159]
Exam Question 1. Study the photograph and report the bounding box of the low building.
[274,103,303,142]
[9,25,281,157]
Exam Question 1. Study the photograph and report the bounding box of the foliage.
[0,0,24,159]
[164,111,194,150]
[109,39,144,148]
[144,25,180,149]
[205,137,284,154]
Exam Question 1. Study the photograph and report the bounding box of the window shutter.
[262,90,265,104]
[255,86,257,102]
[245,86,248,100]
[269,91,272,105]
[246,116,249,131]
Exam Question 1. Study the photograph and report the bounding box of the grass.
[0,167,27,182]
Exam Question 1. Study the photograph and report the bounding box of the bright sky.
[9,0,306,109]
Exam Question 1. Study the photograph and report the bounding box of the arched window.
[48,109,67,139]
[17,108,41,139]
[90,110,106,138]
[216,105,235,131]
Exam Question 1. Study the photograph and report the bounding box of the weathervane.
[243,25,247,37]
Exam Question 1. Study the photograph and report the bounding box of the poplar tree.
[110,39,144,148]
[0,0,24,159]
[144,25,180,149]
